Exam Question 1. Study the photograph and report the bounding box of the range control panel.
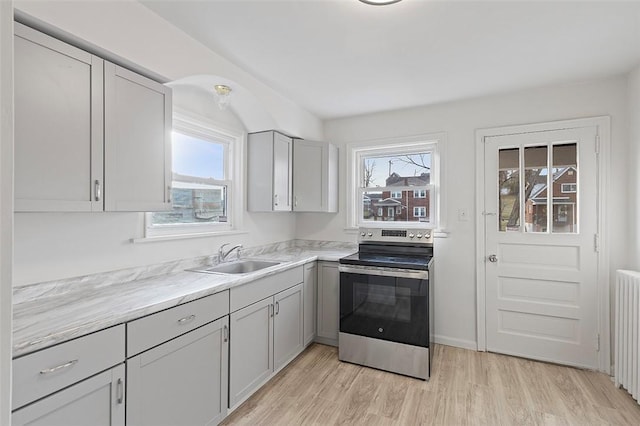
[358,227,433,244]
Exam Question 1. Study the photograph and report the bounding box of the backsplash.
[13,239,356,305]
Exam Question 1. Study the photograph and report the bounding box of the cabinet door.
[274,283,304,371]
[293,140,323,212]
[14,23,104,212]
[229,297,273,408]
[104,62,171,212]
[272,132,292,211]
[12,364,125,426]
[127,317,228,426]
[303,262,317,346]
[317,262,340,346]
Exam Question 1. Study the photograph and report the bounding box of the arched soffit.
[167,75,279,133]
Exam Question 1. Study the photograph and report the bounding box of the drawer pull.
[116,378,124,404]
[177,314,196,325]
[39,359,78,375]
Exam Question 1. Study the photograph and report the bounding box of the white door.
[274,283,304,371]
[484,126,599,369]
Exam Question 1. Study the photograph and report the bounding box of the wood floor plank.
[222,343,640,426]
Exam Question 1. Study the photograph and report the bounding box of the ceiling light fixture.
[359,0,402,5]
[214,84,232,110]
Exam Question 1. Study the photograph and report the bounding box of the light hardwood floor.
[222,343,640,425]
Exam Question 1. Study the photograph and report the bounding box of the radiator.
[615,269,640,403]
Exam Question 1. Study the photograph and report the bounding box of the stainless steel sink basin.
[190,260,280,275]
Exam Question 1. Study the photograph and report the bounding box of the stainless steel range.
[338,227,434,380]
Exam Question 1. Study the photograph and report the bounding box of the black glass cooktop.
[339,252,432,270]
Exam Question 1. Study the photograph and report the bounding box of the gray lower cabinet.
[303,262,317,346]
[126,316,229,426]
[229,283,303,409]
[316,261,340,346]
[12,364,125,426]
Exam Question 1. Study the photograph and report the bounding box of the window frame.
[561,183,577,193]
[145,111,244,238]
[347,134,444,230]
[413,206,426,218]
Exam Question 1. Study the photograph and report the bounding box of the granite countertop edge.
[12,248,353,358]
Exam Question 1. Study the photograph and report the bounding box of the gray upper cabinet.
[104,63,172,212]
[247,131,293,212]
[293,140,338,213]
[14,23,104,212]
[14,23,172,213]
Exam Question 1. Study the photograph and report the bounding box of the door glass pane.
[524,146,548,233]
[499,148,520,232]
[552,143,578,233]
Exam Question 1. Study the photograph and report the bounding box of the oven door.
[339,266,429,348]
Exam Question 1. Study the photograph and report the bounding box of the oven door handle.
[338,264,428,280]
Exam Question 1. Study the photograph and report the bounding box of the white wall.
[11,0,321,286]
[14,0,323,140]
[14,84,298,286]
[0,0,12,421]
[628,65,640,271]
[298,77,629,348]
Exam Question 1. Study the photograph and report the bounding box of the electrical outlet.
[458,208,469,222]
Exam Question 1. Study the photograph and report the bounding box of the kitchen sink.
[189,260,281,275]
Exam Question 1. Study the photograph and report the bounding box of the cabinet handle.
[177,314,196,325]
[294,196,298,208]
[274,194,278,207]
[270,303,274,317]
[167,186,172,204]
[94,180,101,202]
[223,325,229,342]
[116,378,124,404]
[39,359,78,375]
[275,301,280,315]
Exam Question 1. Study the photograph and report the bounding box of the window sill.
[132,229,248,244]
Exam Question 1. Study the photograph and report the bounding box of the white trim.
[475,116,610,372]
[132,230,248,244]
[144,110,245,239]
[346,132,446,230]
[433,335,477,351]
[0,2,12,423]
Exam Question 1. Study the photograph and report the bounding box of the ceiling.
[142,0,640,120]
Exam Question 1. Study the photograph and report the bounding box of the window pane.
[362,188,430,223]
[499,148,520,232]
[552,143,577,233]
[524,146,548,233]
[152,185,227,224]
[363,152,431,188]
[172,131,224,180]
[150,130,229,228]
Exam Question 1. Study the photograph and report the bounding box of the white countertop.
[12,245,355,357]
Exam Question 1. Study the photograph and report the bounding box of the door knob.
[488,254,498,263]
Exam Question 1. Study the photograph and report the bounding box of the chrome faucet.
[219,243,243,262]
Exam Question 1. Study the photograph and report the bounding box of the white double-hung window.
[348,135,442,229]
[146,113,241,237]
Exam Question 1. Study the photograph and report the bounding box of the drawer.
[127,290,229,357]
[12,324,125,410]
[230,266,303,312]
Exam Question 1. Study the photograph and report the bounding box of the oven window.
[340,273,429,347]
[353,283,411,322]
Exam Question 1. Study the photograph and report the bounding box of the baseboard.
[433,334,477,351]
[314,336,338,347]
